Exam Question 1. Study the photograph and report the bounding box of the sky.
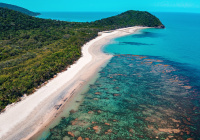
[0,0,200,13]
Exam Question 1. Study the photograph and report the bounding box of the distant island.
[0,7,164,111]
[0,3,40,16]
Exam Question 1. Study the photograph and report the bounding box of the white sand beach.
[0,26,148,140]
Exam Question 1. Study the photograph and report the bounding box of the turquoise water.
[38,12,200,139]
[45,55,200,139]
[104,12,200,70]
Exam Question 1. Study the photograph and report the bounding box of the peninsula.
[0,7,164,139]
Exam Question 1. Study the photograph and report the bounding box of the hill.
[0,2,40,16]
[94,10,165,28]
[0,8,164,111]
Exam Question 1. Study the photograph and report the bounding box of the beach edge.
[0,26,149,140]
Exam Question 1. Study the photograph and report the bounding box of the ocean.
[36,12,200,139]
[37,12,119,22]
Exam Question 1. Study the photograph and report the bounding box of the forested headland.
[0,7,164,111]
[0,2,40,16]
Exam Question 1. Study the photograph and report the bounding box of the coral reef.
[46,55,200,140]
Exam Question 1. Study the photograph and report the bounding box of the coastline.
[0,26,148,140]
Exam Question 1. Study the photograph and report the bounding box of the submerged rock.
[93,126,101,133]
[69,109,76,114]
[183,119,193,125]
[113,94,120,96]
[68,131,75,137]
[187,138,194,140]
[95,92,101,95]
[88,111,93,114]
[105,123,110,125]
[77,136,83,140]
[129,129,135,133]
[156,25,165,28]
[187,117,191,122]
[158,128,180,134]
[63,136,71,140]
[105,129,112,134]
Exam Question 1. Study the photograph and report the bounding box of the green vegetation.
[0,7,164,111]
[93,10,164,28]
[0,2,40,16]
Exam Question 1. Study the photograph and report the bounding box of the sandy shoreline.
[0,26,148,140]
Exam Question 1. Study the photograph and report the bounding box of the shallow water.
[45,55,200,140]
[37,12,200,140]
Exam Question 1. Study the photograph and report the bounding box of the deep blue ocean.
[37,12,119,22]
[36,12,200,139]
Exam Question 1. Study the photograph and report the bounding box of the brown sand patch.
[158,128,180,134]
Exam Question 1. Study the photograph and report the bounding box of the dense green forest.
[0,7,164,111]
[0,2,40,16]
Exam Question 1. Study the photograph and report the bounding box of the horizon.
[36,11,200,14]
[0,0,200,13]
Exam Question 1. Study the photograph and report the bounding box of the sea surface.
[37,12,119,22]
[36,12,200,139]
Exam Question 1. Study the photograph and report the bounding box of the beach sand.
[0,26,148,140]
